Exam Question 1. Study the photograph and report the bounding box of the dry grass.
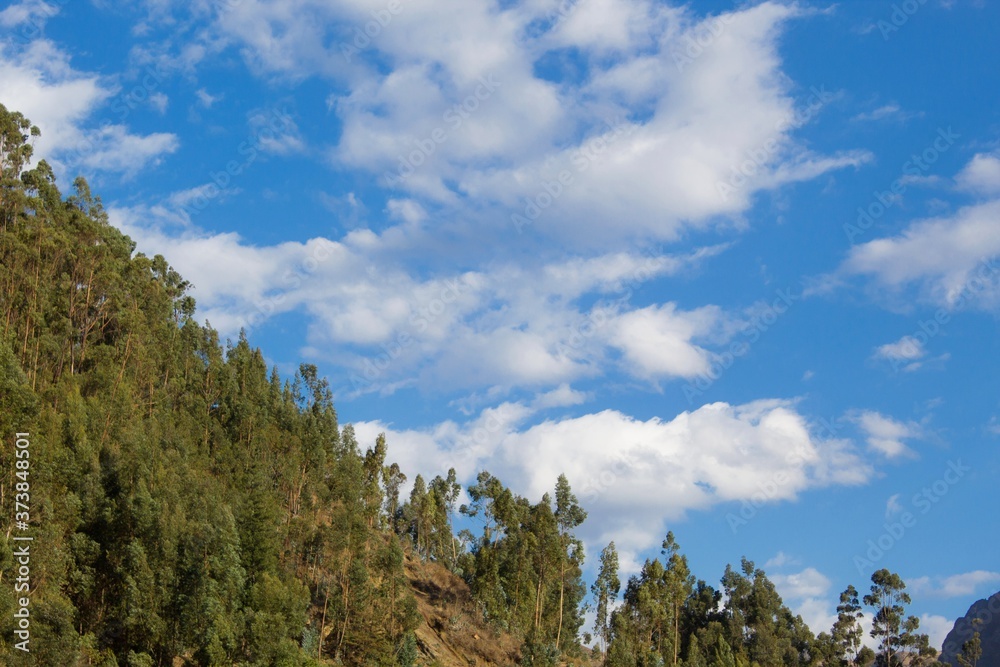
[404,553,521,667]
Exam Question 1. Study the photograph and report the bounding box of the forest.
[0,103,985,667]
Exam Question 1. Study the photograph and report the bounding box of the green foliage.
[0,104,419,665]
[955,623,981,667]
[864,569,915,667]
[0,103,951,667]
[832,585,865,667]
[592,541,621,657]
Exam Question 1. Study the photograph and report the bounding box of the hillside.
[940,590,1000,667]
[404,554,520,667]
[0,101,590,665]
[0,102,956,667]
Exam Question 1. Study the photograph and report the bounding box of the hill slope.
[405,555,520,667]
[941,590,1000,667]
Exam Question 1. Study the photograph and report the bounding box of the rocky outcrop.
[940,590,1000,667]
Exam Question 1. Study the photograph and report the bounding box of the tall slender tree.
[832,585,865,667]
[863,569,911,667]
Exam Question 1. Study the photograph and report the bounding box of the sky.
[2,0,999,652]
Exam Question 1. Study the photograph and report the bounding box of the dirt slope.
[404,555,521,667]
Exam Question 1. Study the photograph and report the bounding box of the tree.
[554,474,587,648]
[832,585,865,666]
[900,614,936,667]
[592,542,621,657]
[662,531,694,666]
[428,468,462,565]
[383,461,407,533]
[0,103,436,665]
[407,474,430,557]
[863,569,911,667]
[955,620,982,667]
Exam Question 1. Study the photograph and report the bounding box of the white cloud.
[875,336,926,362]
[0,0,58,30]
[608,303,723,380]
[910,571,1000,598]
[196,0,868,249]
[112,199,730,394]
[852,104,901,122]
[76,123,179,174]
[874,335,927,372]
[149,91,169,113]
[885,493,903,517]
[532,383,589,410]
[921,614,955,653]
[195,87,220,108]
[840,199,1000,311]
[247,105,304,154]
[956,152,1000,195]
[854,411,920,459]
[0,39,179,177]
[771,567,832,600]
[757,564,837,636]
[355,398,873,568]
[764,551,800,569]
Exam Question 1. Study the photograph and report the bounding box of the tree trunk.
[556,564,566,647]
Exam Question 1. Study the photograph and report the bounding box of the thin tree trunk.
[318,586,329,660]
[556,564,566,647]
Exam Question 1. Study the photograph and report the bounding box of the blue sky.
[2,0,999,650]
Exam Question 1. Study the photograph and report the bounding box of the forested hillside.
[0,104,960,667]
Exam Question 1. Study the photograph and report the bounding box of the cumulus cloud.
[921,614,956,653]
[909,571,1000,598]
[112,200,731,395]
[186,0,870,249]
[354,398,872,568]
[837,156,1000,312]
[0,39,179,177]
[853,411,921,459]
[874,335,927,372]
[771,566,838,636]
[608,303,724,380]
[771,567,832,600]
[0,0,58,30]
[956,152,1000,195]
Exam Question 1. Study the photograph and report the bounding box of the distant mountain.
[940,590,1000,667]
